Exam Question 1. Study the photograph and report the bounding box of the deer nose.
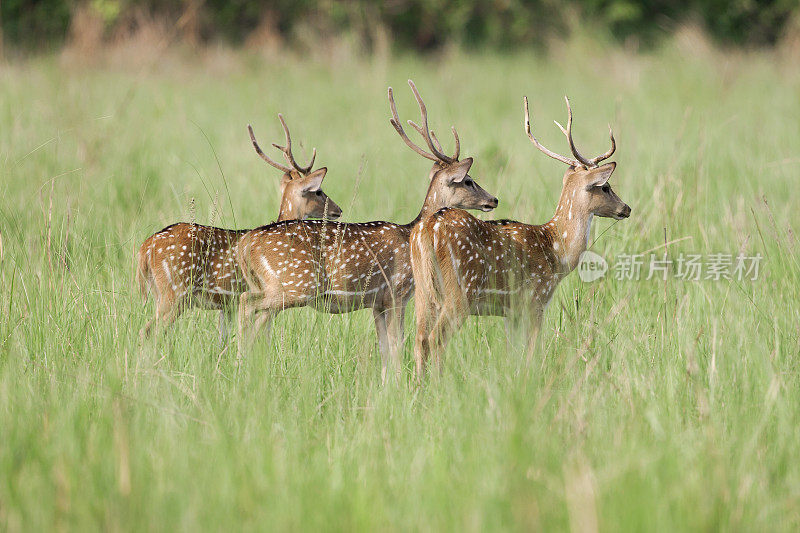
[481,197,499,212]
[618,204,631,219]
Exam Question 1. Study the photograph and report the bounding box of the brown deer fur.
[410,96,631,379]
[136,117,341,341]
[237,81,498,382]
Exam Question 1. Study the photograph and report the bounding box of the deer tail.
[135,244,151,302]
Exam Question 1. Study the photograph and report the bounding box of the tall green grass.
[1,40,799,530]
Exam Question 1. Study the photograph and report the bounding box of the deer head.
[389,80,498,215]
[248,116,342,221]
[524,96,630,221]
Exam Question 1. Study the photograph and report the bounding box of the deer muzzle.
[615,204,631,219]
[481,197,499,212]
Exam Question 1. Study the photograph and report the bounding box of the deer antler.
[553,96,616,168]
[523,96,580,167]
[248,124,294,174]
[588,124,616,165]
[389,86,438,162]
[406,80,459,163]
[272,114,316,174]
[388,80,460,164]
[430,128,460,162]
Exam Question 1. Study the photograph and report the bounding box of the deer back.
[236,220,413,312]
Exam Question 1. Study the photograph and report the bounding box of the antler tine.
[523,96,578,167]
[555,101,616,166]
[248,124,294,174]
[429,130,445,153]
[559,96,594,168]
[407,80,455,163]
[589,124,616,165]
[388,86,439,162]
[429,126,461,161]
[450,126,460,161]
[272,114,316,174]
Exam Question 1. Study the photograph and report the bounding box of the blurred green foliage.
[1,0,72,47]
[1,0,798,51]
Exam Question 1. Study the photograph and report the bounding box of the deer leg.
[238,290,291,362]
[219,308,237,347]
[414,304,453,380]
[140,283,169,340]
[504,317,514,354]
[156,297,186,337]
[523,308,544,361]
[252,309,277,343]
[413,293,435,383]
[504,314,528,354]
[423,299,467,378]
[219,310,227,346]
[414,334,431,382]
[141,289,188,341]
[237,291,263,361]
[386,305,405,384]
[140,316,158,341]
[139,274,158,341]
[388,306,406,382]
[162,295,188,325]
[372,308,390,384]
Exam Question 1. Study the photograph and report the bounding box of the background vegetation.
[2,0,800,54]
[1,3,800,530]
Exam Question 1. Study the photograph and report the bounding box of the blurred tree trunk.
[179,0,203,47]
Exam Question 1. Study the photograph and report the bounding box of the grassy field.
[1,38,799,530]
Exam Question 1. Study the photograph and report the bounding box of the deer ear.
[585,162,615,189]
[448,157,473,183]
[301,167,327,192]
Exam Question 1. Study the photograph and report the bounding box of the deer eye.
[601,184,611,193]
[463,178,474,187]
[315,190,323,196]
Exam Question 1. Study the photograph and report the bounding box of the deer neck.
[545,186,593,273]
[409,184,448,226]
[276,197,295,222]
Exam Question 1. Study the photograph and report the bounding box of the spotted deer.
[236,80,498,382]
[410,95,631,379]
[136,115,342,341]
